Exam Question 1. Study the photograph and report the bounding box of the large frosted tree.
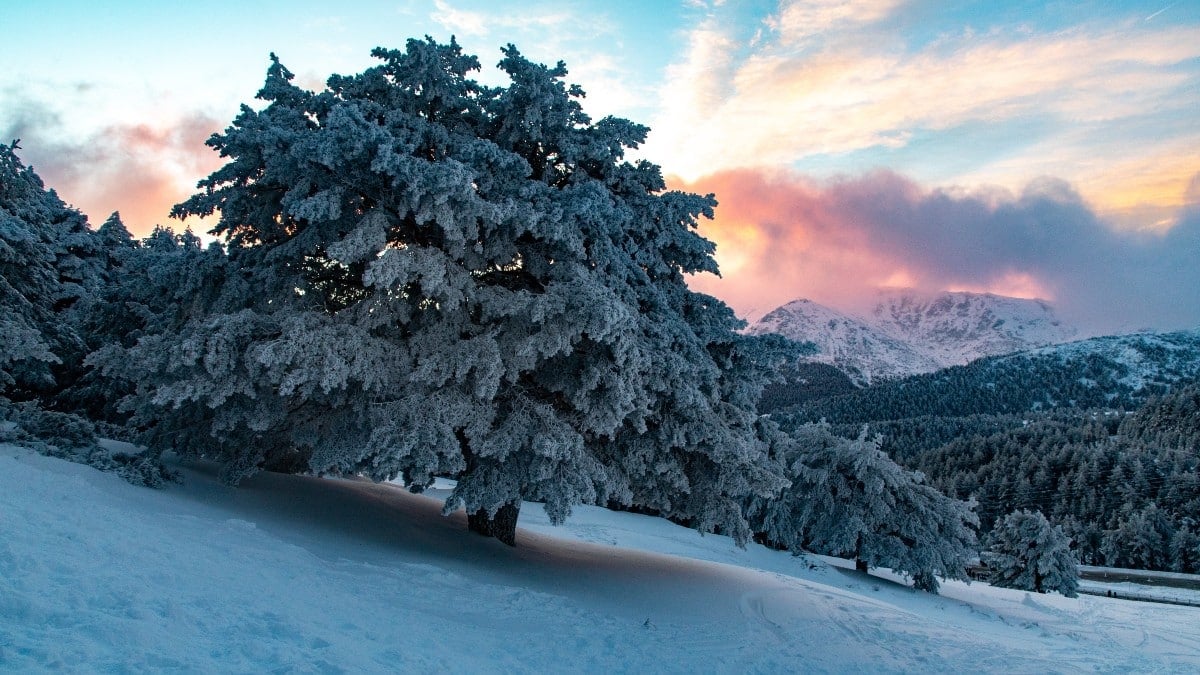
[103,38,789,545]
[752,423,979,593]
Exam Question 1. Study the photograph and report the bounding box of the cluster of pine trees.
[757,361,857,413]
[0,138,205,485]
[1,38,1021,593]
[781,384,1200,573]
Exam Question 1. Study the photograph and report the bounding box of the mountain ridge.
[778,328,1200,424]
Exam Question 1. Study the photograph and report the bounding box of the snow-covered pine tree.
[1,143,64,397]
[751,423,979,593]
[1170,525,1199,574]
[985,509,1079,597]
[75,220,225,424]
[0,141,105,403]
[1101,503,1174,570]
[0,146,174,484]
[105,38,790,545]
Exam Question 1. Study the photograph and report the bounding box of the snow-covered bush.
[985,509,1079,597]
[97,38,792,545]
[751,423,979,593]
[0,400,175,486]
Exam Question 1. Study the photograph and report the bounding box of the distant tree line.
[778,384,1200,573]
[757,361,857,413]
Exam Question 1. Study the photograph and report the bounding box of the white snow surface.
[750,290,1076,384]
[3,444,1199,673]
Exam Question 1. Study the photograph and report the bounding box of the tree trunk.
[468,501,521,546]
[457,430,522,546]
[856,557,869,573]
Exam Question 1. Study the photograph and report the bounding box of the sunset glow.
[2,0,1197,331]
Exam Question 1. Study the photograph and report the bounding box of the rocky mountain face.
[749,290,1077,384]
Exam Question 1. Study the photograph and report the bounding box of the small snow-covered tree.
[752,423,979,593]
[104,38,790,545]
[1,142,78,398]
[985,509,1079,597]
[0,147,172,484]
[1170,525,1199,573]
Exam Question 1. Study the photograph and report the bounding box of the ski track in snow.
[2,444,1199,673]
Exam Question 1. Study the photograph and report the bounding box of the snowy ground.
[3,444,1199,673]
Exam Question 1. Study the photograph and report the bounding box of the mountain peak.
[750,291,1077,384]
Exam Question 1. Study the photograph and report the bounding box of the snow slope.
[1018,329,1200,392]
[3,444,1199,673]
[750,290,1076,384]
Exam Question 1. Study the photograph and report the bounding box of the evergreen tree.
[1170,525,1200,574]
[102,39,790,545]
[1103,504,1175,570]
[752,423,978,593]
[985,509,1079,597]
[0,147,173,484]
[1,141,118,401]
[0,142,84,399]
[77,221,224,424]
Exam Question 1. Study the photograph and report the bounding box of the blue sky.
[2,1,1198,329]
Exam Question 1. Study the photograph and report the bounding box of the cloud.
[430,0,491,37]
[646,2,1200,219]
[678,168,1200,333]
[766,0,906,43]
[2,97,222,237]
[431,0,574,39]
[426,2,643,121]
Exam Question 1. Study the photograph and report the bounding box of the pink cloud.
[4,103,222,237]
[676,168,1200,333]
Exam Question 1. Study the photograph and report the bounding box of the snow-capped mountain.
[749,290,1077,384]
[749,298,940,383]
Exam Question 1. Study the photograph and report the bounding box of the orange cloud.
[3,103,221,237]
[65,116,224,237]
[646,8,1200,242]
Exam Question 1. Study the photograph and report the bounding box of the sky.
[2,0,1198,332]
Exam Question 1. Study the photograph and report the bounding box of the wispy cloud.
[647,3,1200,222]
[765,0,906,43]
[431,0,575,39]
[430,0,492,37]
[426,1,644,120]
[679,168,1200,333]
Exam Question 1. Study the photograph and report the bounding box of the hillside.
[778,329,1200,424]
[749,290,1076,384]
[3,444,1199,671]
[770,332,1200,573]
